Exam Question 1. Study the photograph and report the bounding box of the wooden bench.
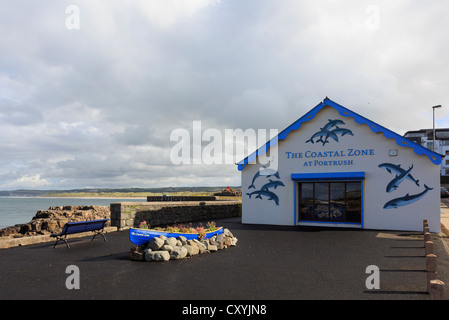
[50,219,109,248]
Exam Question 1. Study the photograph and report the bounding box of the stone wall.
[146,195,217,202]
[110,201,241,230]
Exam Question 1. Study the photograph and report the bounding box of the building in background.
[404,129,449,177]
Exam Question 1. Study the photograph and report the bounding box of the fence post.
[426,254,437,293]
[425,241,434,256]
[424,232,431,242]
[429,280,445,300]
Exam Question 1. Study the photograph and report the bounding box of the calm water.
[0,197,147,229]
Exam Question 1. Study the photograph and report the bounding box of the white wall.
[241,106,441,232]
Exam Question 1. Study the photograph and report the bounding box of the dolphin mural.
[385,165,414,193]
[331,127,354,137]
[383,184,433,209]
[248,168,280,189]
[322,119,345,131]
[306,119,353,146]
[247,166,285,206]
[246,189,280,206]
[305,129,339,146]
[260,179,285,191]
[378,163,420,187]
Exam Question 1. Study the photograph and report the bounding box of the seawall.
[111,200,241,230]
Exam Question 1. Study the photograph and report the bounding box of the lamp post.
[432,105,442,152]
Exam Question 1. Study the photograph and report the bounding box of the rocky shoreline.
[0,205,110,239]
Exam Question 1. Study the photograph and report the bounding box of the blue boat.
[129,227,224,246]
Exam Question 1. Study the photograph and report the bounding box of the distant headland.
[0,186,242,198]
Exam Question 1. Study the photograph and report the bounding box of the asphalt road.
[0,217,448,301]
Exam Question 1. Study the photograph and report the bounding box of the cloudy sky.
[1,0,448,190]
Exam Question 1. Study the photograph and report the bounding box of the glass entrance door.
[298,181,362,224]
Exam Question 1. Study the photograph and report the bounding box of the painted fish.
[378,163,419,187]
[260,179,285,191]
[246,189,280,205]
[383,184,433,209]
[386,165,413,193]
[248,168,280,189]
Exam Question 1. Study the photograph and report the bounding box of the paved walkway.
[0,216,448,301]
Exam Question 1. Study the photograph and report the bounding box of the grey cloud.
[0,0,448,189]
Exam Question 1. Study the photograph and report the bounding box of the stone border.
[129,228,237,262]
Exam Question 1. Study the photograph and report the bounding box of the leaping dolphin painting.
[246,189,280,206]
[383,184,433,209]
[385,165,414,193]
[305,129,339,146]
[306,119,353,146]
[260,179,285,191]
[378,163,419,187]
[248,168,280,189]
[322,119,345,131]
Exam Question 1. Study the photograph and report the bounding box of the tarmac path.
[0,216,448,301]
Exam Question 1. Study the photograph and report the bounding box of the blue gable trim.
[237,98,442,171]
[291,172,365,181]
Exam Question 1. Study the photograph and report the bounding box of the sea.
[0,197,147,229]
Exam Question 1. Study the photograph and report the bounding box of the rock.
[188,242,199,255]
[216,234,225,249]
[170,246,188,260]
[224,238,232,247]
[193,239,207,254]
[42,220,59,233]
[165,237,177,247]
[224,228,234,238]
[145,251,170,262]
[183,244,194,256]
[177,236,187,245]
[129,251,144,261]
[147,237,164,251]
[208,244,218,252]
[161,244,174,252]
[209,238,219,247]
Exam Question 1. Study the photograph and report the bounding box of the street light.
[432,105,442,152]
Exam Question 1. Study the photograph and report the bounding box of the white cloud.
[1,174,51,189]
[136,0,219,28]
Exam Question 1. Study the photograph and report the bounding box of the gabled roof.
[237,97,443,171]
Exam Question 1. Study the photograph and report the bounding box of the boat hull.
[129,227,224,246]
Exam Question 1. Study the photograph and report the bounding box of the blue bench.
[50,219,109,248]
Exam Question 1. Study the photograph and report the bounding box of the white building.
[404,129,449,177]
[237,98,442,232]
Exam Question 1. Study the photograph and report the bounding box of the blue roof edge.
[237,98,443,171]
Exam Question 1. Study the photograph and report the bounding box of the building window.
[298,181,362,223]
